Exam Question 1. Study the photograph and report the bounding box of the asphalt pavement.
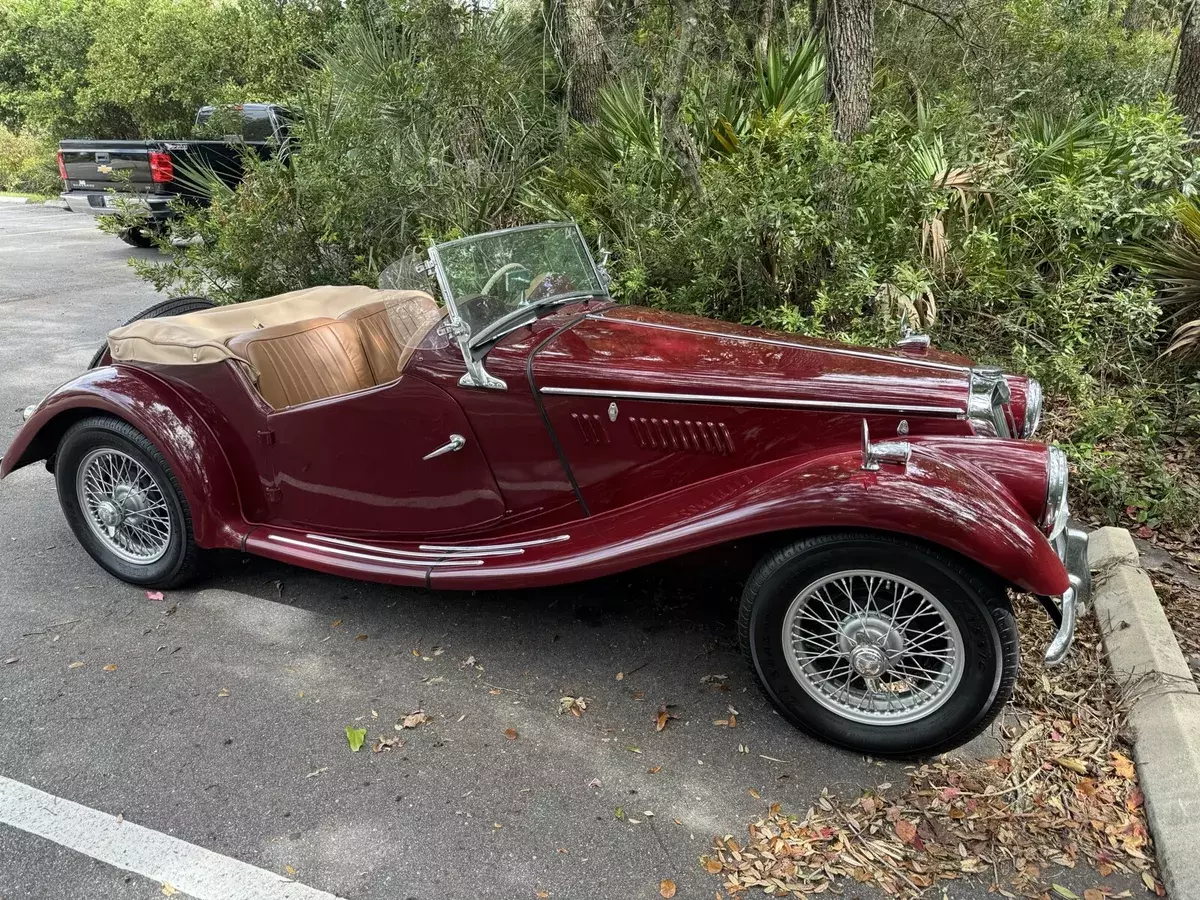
[0,203,1143,900]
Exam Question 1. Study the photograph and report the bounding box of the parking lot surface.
[0,204,1134,900]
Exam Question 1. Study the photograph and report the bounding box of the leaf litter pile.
[704,604,1163,898]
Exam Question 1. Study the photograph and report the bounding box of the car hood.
[529,306,974,417]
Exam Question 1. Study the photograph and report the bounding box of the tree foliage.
[3,0,1200,532]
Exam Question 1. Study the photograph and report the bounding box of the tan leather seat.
[338,296,442,384]
[227,317,375,409]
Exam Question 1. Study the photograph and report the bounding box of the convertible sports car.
[1,222,1089,755]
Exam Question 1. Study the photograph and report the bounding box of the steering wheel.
[481,262,531,297]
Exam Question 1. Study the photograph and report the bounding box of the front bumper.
[1043,520,1091,666]
[60,191,173,219]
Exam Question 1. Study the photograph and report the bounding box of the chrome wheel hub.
[782,570,965,726]
[76,448,171,565]
[849,643,887,677]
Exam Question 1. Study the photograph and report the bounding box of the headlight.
[1042,446,1069,540]
[1023,379,1043,438]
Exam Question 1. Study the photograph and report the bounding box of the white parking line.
[0,775,346,900]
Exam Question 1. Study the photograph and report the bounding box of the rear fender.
[734,444,1068,596]
[1,366,245,549]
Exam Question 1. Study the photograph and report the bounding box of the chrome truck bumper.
[1044,521,1091,666]
[60,191,173,219]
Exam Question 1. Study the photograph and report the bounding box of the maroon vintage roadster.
[1,222,1088,755]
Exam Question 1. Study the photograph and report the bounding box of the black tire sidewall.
[55,420,191,586]
[745,537,1006,756]
[88,297,215,369]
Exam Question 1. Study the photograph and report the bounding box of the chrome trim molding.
[419,534,571,552]
[304,533,523,559]
[540,386,965,418]
[1043,447,1069,540]
[1023,379,1043,438]
[587,313,971,373]
[267,534,485,567]
[967,367,1012,438]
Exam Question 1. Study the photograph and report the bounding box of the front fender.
[734,443,1068,596]
[1,366,245,550]
[431,442,1068,596]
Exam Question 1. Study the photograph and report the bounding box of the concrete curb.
[1090,526,1200,899]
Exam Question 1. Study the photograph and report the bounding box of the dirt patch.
[704,603,1163,899]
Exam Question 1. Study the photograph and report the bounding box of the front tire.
[55,416,200,588]
[740,532,1018,757]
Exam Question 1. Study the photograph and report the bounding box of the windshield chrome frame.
[426,222,608,390]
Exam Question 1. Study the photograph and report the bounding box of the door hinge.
[257,429,276,446]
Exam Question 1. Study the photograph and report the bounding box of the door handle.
[423,434,466,460]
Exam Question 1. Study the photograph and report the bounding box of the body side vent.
[629,417,734,455]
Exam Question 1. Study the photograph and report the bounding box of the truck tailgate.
[58,141,163,191]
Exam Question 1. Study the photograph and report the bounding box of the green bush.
[0,125,57,195]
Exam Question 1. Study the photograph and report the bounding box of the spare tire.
[88,295,216,369]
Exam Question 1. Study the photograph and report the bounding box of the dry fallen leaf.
[217,688,230,698]
[1112,750,1136,780]
[655,704,677,732]
[504,728,519,740]
[331,619,342,628]
[161,885,178,896]
[373,736,402,753]
[103,664,117,672]
[398,711,430,729]
[68,661,85,669]
[704,857,722,874]
[659,879,676,898]
[615,671,624,681]
[647,766,661,774]
[1055,756,1088,775]
[355,633,368,641]
[284,864,296,876]
[558,696,587,717]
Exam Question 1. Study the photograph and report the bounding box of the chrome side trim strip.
[304,533,523,559]
[267,534,485,567]
[539,386,965,418]
[586,313,971,373]
[419,534,571,552]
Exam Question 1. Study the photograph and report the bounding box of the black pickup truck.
[57,103,291,247]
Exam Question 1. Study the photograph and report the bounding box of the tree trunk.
[1120,0,1140,32]
[1177,1,1200,139]
[660,0,704,199]
[823,0,874,141]
[755,0,775,57]
[561,0,610,123]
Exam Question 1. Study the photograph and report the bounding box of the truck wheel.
[55,416,200,589]
[88,295,215,369]
[118,227,157,248]
[739,532,1018,757]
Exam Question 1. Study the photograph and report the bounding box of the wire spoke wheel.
[75,448,172,565]
[782,569,965,726]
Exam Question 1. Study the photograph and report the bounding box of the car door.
[262,376,505,537]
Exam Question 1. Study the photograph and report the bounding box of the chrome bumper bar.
[1044,520,1090,666]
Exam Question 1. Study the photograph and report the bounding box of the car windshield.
[430,223,606,346]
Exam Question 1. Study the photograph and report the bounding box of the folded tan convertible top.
[107,285,440,367]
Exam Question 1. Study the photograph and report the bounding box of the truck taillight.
[56,151,67,181]
[149,152,174,183]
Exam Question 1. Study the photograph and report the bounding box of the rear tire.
[55,416,200,588]
[739,532,1018,757]
[88,295,215,369]
[118,227,157,248]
